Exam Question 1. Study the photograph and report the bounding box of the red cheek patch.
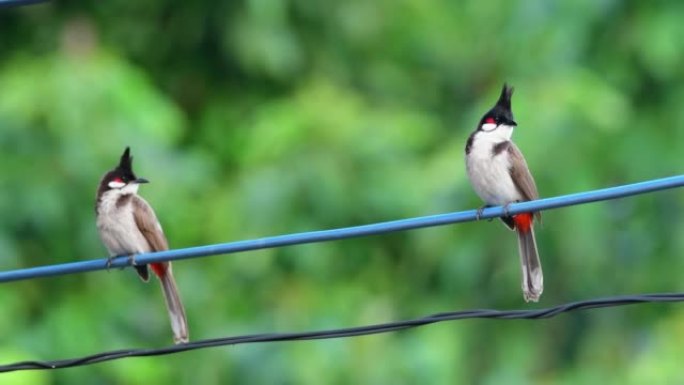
[484,117,496,124]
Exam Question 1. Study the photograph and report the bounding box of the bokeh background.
[1,0,684,383]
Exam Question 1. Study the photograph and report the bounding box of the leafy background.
[1,0,683,383]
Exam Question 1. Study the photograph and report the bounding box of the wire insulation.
[0,175,682,283]
[0,0,49,8]
[1,292,682,372]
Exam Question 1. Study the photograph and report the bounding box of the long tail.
[513,213,543,302]
[150,262,189,344]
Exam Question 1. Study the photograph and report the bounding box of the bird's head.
[477,83,517,139]
[99,147,149,195]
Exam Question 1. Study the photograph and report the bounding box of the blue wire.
[0,0,49,8]
[0,174,682,284]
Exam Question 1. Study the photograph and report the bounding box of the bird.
[95,147,189,343]
[464,84,543,302]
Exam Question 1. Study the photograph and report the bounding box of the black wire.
[2,292,682,372]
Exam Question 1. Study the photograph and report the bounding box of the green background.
[1,0,684,383]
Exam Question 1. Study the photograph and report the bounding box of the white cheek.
[499,125,514,139]
[108,181,125,189]
[121,183,140,194]
[489,124,514,141]
[481,123,497,131]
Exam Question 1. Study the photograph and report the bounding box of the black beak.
[509,119,518,126]
[134,178,149,184]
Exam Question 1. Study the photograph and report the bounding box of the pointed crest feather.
[119,146,133,172]
[496,83,514,110]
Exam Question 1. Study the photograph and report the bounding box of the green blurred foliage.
[0,0,683,383]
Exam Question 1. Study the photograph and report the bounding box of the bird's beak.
[509,119,518,126]
[134,178,150,184]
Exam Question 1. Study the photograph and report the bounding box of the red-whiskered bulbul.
[465,84,543,302]
[96,147,189,343]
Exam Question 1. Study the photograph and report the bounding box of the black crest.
[479,83,517,127]
[496,83,514,110]
[116,146,137,181]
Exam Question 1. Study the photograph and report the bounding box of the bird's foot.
[476,205,492,221]
[106,254,137,271]
[502,203,513,217]
[105,256,115,271]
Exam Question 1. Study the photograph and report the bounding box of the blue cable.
[0,174,682,284]
[0,0,49,8]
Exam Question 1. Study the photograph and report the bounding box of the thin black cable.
[2,292,682,372]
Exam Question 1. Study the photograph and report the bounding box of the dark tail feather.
[516,225,543,302]
[154,264,189,344]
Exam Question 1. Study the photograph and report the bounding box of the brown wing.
[132,195,169,252]
[508,143,541,220]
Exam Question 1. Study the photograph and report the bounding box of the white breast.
[96,191,152,256]
[465,127,522,206]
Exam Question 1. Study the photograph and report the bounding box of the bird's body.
[466,130,521,206]
[97,189,155,257]
[95,147,188,343]
[465,84,543,302]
